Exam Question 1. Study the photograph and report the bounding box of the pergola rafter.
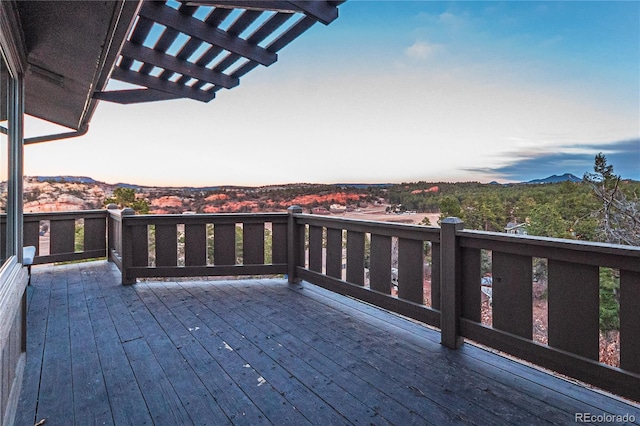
[95,0,343,105]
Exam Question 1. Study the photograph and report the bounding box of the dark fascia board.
[0,1,27,76]
[78,0,143,130]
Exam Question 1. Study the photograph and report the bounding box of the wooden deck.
[16,261,640,425]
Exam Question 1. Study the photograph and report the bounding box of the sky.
[24,1,640,187]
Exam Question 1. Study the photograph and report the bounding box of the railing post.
[120,208,136,285]
[440,217,464,349]
[287,205,303,284]
[106,204,118,263]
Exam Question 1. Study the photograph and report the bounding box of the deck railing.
[290,208,441,328]
[448,222,640,402]
[13,207,640,401]
[108,207,288,284]
[1,210,108,264]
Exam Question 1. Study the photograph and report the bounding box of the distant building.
[311,207,331,215]
[505,221,528,235]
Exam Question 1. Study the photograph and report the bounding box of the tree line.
[389,155,639,244]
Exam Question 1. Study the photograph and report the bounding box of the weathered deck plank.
[224,279,539,424]
[16,261,640,425]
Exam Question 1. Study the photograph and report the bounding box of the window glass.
[1,53,9,264]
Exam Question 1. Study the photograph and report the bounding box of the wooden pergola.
[97,1,342,104]
[16,0,343,138]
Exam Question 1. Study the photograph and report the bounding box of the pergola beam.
[286,1,338,25]
[121,43,238,88]
[139,2,277,66]
[186,1,339,25]
[93,88,183,104]
[111,67,214,102]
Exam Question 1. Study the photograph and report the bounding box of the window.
[1,52,9,265]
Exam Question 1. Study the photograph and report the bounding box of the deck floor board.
[15,261,640,425]
[220,279,535,425]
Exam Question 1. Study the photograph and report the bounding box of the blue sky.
[25,1,639,186]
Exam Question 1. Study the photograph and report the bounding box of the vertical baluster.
[130,224,148,267]
[308,225,323,273]
[346,230,365,286]
[271,222,287,265]
[84,217,106,254]
[370,234,391,294]
[214,223,236,265]
[325,227,343,279]
[185,223,206,266]
[49,219,75,255]
[548,260,599,360]
[0,219,6,260]
[619,270,640,373]
[492,251,532,339]
[243,222,264,265]
[431,241,441,310]
[23,219,40,256]
[397,238,424,303]
[461,247,481,322]
[155,224,177,267]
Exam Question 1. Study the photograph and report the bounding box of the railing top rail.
[22,210,109,221]
[458,229,640,271]
[121,212,289,226]
[294,213,440,242]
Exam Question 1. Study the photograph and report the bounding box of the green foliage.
[364,233,371,269]
[105,187,150,214]
[75,222,84,252]
[265,228,273,264]
[584,153,640,245]
[480,250,491,277]
[386,179,620,240]
[599,268,620,331]
[235,226,243,264]
[527,204,569,238]
[439,196,463,222]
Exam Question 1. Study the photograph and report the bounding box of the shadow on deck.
[17,261,640,425]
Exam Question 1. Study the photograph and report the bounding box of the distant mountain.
[526,173,582,184]
[36,176,100,184]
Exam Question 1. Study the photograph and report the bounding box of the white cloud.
[437,12,465,28]
[404,40,441,60]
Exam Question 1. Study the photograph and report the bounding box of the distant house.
[329,204,347,213]
[311,207,331,215]
[505,221,528,235]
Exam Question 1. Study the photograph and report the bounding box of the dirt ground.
[339,206,440,227]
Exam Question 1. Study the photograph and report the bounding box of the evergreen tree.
[584,153,639,245]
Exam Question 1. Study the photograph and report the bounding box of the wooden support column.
[106,204,118,261]
[440,217,464,349]
[120,208,137,285]
[287,206,302,284]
